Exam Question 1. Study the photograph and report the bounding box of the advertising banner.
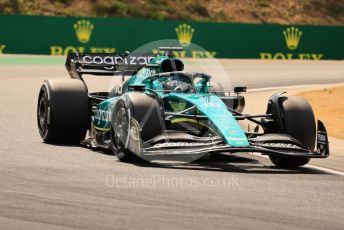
[0,14,343,59]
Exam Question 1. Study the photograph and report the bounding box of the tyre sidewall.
[37,79,89,144]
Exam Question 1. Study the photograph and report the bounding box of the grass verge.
[296,86,344,140]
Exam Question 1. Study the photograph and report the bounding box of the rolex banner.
[0,14,343,60]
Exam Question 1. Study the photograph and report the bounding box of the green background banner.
[0,14,343,60]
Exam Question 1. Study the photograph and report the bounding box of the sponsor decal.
[152,24,217,58]
[138,68,157,77]
[76,53,155,72]
[74,20,94,44]
[283,26,302,50]
[152,49,217,58]
[175,24,195,47]
[94,109,111,124]
[50,19,115,55]
[50,46,116,56]
[316,132,328,155]
[259,142,302,149]
[0,44,6,54]
[81,55,155,66]
[169,99,187,112]
[199,97,221,108]
[202,102,221,108]
[317,133,326,142]
[260,26,323,60]
[154,142,212,148]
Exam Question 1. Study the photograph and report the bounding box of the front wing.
[125,118,329,162]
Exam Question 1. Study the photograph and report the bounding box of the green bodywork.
[93,55,249,147]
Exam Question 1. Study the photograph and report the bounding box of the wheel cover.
[38,93,48,133]
[113,105,129,148]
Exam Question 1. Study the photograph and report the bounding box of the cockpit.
[152,74,193,93]
[143,73,194,93]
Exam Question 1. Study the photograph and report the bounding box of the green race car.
[37,47,329,167]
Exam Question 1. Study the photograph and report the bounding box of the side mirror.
[234,86,247,93]
[128,84,146,92]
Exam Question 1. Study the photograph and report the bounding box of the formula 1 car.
[37,47,329,168]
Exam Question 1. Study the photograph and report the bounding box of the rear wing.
[65,52,155,80]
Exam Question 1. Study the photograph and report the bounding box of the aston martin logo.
[283,26,302,50]
[74,20,94,43]
[175,24,195,47]
[170,101,187,112]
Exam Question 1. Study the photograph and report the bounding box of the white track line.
[251,153,344,176]
[247,84,321,92]
[304,165,344,176]
[248,85,344,176]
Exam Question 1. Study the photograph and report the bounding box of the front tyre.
[37,79,89,144]
[110,104,142,163]
[110,92,164,162]
[269,156,310,168]
[269,96,315,168]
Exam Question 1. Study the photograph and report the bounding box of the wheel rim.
[113,105,129,149]
[38,93,48,132]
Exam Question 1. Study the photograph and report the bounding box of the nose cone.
[171,93,250,147]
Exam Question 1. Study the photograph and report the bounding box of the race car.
[37,47,329,168]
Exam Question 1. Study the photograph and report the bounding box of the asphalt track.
[0,59,344,229]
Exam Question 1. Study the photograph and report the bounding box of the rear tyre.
[111,92,164,162]
[37,79,89,144]
[269,96,315,168]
